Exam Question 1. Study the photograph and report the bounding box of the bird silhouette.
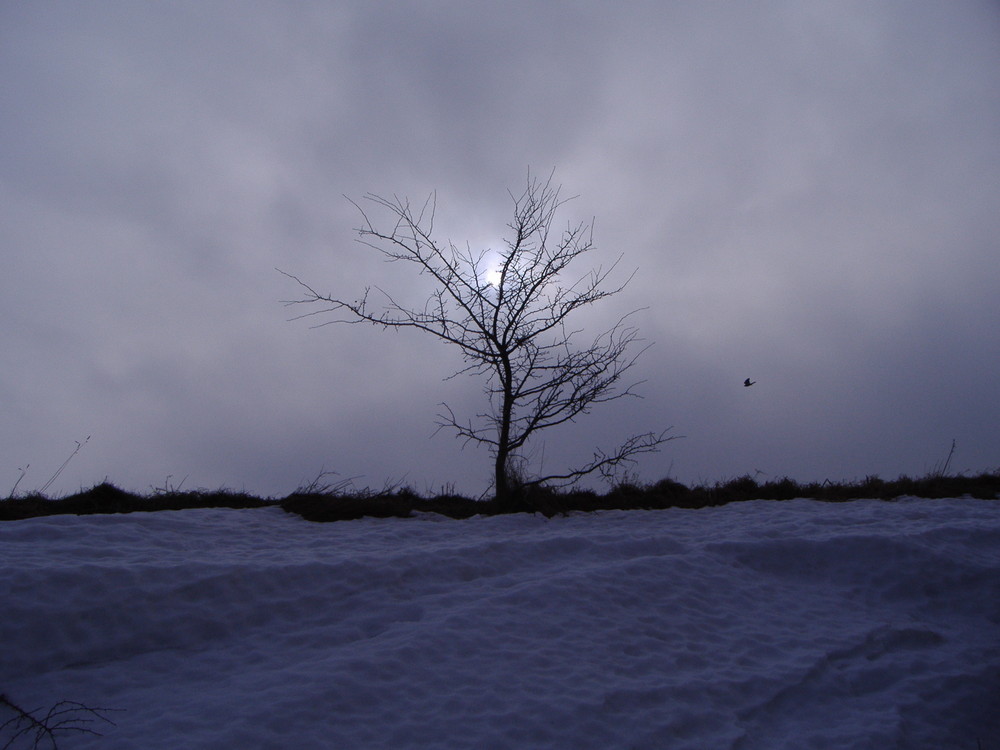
[744,378,756,387]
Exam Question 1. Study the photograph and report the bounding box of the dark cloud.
[2,1,998,497]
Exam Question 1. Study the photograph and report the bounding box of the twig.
[295,469,360,495]
[39,437,90,495]
[940,438,956,476]
[8,466,29,498]
[0,693,119,749]
[151,474,189,495]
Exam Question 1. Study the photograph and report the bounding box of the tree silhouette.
[282,172,670,502]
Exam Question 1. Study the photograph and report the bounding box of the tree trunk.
[494,449,509,507]
[495,355,514,505]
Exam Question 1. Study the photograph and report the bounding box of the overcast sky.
[3,2,998,498]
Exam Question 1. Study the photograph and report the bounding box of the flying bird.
[744,378,756,387]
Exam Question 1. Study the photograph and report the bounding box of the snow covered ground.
[1,498,998,749]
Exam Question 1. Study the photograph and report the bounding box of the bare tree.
[281,172,671,502]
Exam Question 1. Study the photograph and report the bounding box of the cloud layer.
[3,2,998,496]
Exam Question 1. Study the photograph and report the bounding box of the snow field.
[1,498,998,749]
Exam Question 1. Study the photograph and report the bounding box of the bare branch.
[523,430,680,488]
[1,693,119,750]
